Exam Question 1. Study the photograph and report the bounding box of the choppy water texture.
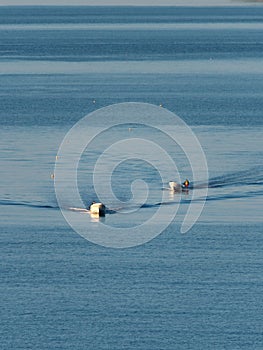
[0,6,263,350]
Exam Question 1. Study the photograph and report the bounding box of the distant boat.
[169,181,189,192]
[169,181,181,191]
[89,202,106,217]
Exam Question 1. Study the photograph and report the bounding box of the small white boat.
[169,181,181,191]
[169,180,189,192]
[89,202,106,216]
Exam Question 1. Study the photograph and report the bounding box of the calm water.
[0,6,263,349]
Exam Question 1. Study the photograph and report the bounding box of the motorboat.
[89,202,106,216]
[169,180,189,192]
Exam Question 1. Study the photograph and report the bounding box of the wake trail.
[0,167,262,212]
[0,199,59,210]
[193,166,263,189]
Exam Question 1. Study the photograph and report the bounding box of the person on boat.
[182,179,189,188]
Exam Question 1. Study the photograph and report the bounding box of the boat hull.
[90,203,106,216]
[169,181,188,192]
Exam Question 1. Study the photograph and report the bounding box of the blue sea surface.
[0,6,263,349]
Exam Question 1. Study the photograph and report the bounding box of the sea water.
[0,6,263,349]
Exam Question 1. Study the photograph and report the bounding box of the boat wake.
[195,166,263,190]
[0,167,262,213]
[0,199,58,210]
